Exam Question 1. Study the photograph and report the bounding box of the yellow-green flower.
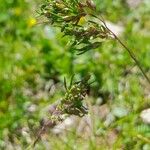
[78,16,86,25]
[27,18,37,27]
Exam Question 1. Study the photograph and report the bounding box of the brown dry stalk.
[98,15,150,85]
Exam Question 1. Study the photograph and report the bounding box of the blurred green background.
[0,0,150,149]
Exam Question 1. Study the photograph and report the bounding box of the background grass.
[0,0,150,149]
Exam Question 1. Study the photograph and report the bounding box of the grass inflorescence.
[39,0,150,84]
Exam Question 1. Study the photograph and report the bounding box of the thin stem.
[111,31,150,85]
[31,120,56,148]
[98,16,150,85]
[137,134,150,144]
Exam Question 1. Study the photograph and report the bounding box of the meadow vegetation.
[0,0,150,149]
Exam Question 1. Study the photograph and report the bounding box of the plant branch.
[98,15,150,85]
[29,75,90,147]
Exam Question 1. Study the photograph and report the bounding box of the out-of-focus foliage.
[0,0,150,149]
